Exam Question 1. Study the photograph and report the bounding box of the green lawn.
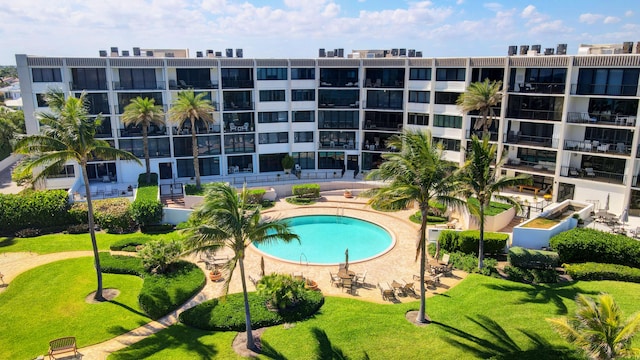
[109,275,640,359]
[0,257,149,360]
[467,198,513,216]
[0,231,183,254]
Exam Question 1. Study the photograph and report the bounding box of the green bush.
[99,252,146,275]
[292,183,320,198]
[139,261,206,319]
[109,236,150,251]
[131,173,162,227]
[448,252,498,276]
[139,240,183,274]
[92,198,137,234]
[256,274,307,310]
[245,189,266,204]
[285,196,317,205]
[409,212,447,224]
[68,202,89,224]
[564,262,640,283]
[0,189,74,234]
[66,224,90,234]
[438,230,508,255]
[140,224,175,234]
[503,266,559,284]
[508,246,559,269]
[550,228,640,268]
[179,289,324,331]
[138,172,158,186]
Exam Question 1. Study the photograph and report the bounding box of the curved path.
[0,193,467,359]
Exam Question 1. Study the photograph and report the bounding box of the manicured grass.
[110,275,640,359]
[467,198,513,216]
[0,257,148,360]
[0,230,183,254]
[521,217,560,229]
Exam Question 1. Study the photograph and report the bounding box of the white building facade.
[15,46,640,215]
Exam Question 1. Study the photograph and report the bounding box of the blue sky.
[1,0,637,65]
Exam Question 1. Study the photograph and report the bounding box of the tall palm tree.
[456,79,502,137]
[168,91,215,190]
[455,136,531,269]
[548,293,640,360]
[182,182,299,350]
[13,89,140,301]
[121,97,165,184]
[365,129,460,324]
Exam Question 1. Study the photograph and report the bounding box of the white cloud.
[603,16,620,24]
[484,3,502,12]
[529,19,571,35]
[579,13,604,24]
[521,5,547,25]
[456,0,464,4]
[625,10,634,17]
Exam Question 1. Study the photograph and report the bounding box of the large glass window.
[577,68,640,96]
[319,68,358,87]
[259,153,286,172]
[409,68,431,80]
[291,68,315,80]
[294,131,314,143]
[77,93,110,114]
[172,135,221,156]
[318,152,344,169]
[120,138,171,158]
[221,68,253,88]
[366,90,403,109]
[177,157,220,177]
[433,114,462,128]
[71,68,106,89]
[293,110,315,122]
[319,131,356,148]
[409,91,430,103]
[176,68,212,88]
[48,165,75,178]
[118,69,158,90]
[319,111,359,129]
[259,90,285,102]
[291,89,315,101]
[507,95,563,121]
[258,132,288,144]
[436,68,465,81]
[257,68,287,80]
[434,92,461,105]
[117,92,162,114]
[408,113,429,126]
[433,137,461,151]
[364,68,405,88]
[85,162,116,181]
[224,134,255,154]
[32,68,62,82]
[223,91,253,110]
[292,152,315,169]
[364,111,403,130]
[258,111,288,123]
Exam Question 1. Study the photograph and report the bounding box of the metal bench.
[48,336,77,359]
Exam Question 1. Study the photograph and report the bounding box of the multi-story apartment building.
[15,43,640,216]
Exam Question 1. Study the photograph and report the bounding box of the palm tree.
[547,293,640,360]
[182,182,299,350]
[168,91,215,190]
[13,90,140,301]
[455,136,530,269]
[121,97,165,184]
[365,129,460,323]
[456,79,502,137]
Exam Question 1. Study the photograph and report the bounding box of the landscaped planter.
[464,206,516,232]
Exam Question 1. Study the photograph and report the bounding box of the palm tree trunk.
[238,258,256,350]
[190,117,201,190]
[478,205,485,270]
[142,125,151,184]
[82,162,104,301]
[416,207,429,323]
[482,110,489,138]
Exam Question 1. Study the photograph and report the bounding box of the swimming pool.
[252,215,394,265]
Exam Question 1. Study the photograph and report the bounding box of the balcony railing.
[364,103,404,110]
[560,166,625,185]
[115,104,166,114]
[319,80,359,87]
[564,140,631,156]
[570,83,638,96]
[169,80,219,90]
[173,124,222,135]
[503,158,556,174]
[224,101,254,111]
[69,82,108,91]
[566,112,636,127]
[466,130,499,141]
[318,141,358,150]
[95,129,113,138]
[509,82,566,94]
[506,109,561,121]
[119,127,168,137]
[364,122,403,132]
[364,79,404,88]
[221,79,254,89]
[319,100,359,109]
[504,133,557,148]
[112,81,165,90]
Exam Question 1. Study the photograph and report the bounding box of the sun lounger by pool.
[378,282,395,301]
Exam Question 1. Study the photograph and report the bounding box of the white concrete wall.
[162,207,193,225]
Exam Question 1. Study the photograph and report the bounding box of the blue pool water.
[253,215,393,264]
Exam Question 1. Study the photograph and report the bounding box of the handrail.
[299,253,308,266]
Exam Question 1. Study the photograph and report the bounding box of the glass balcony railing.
[567,112,636,127]
[112,81,165,90]
[564,140,631,156]
[560,166,625,185]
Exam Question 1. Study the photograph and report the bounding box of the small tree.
[282,154,294,174]
[139,240,183,274]
[256,273,306,310]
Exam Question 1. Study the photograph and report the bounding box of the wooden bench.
[48,336,77,359]
[518,185,541,195]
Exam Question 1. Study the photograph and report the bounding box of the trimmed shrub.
[140,224,175,234]
[550,228,640,268]
[179,289,324,331]
[138,172,158,186]
[285,196,316,205]
[0,190,73,234]
[99,252,146,275]
[409,212,447,224]
[68,203,88,224]
[257,274,307,310]
[292,184,320,198]
[503,265,559,284]
[109,236,150,251]
[245,189,266,204]
[449,251,498,276]
[564,262,640,283]
[131,173,162,227]
[15,228,41,238]
[139,240,183,274]
[438,230,508,255]
[508,246,559,269]
[93,198,137,234]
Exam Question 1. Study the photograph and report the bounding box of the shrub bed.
[130,173,162,227]
[109,236,151,252]
[94,198,137,234]
[438,230,508,255]
[549,228,640,268]
[0,190,74,235]
[409,212,447,224]
[99,252,146,275]
[245,189,265,204]
[179,290,324,331]
[508,247,559,269]
[449,252,498,276]
[285,197,317,205]
[291,184,320,198]
[564,262,640,283]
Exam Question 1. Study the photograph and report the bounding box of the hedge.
[109,236,150,252]
[73,198,137,234]
[503,266,559,284]
[245,189,265,204]
[508,246,559,269]
[549,228,640,268]
[438,230,509,255]
[0,190,74,234]
[292,184,320,198]
[564,262,640,283]
[130,173,162,227]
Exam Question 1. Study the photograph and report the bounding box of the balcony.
[318,140,358,150]
[364,121,403,132]
[112,81,165,90]
[319,79,359,88]
[506,109,561,121]
[466,129,499,141]
[364,79,404,88]
[173,124,222,135]
[571,83,638,96]
[560,166,625,185]
[504,132,557,148]
[509,82,565,94]
[224,101,254,111]
[564,140,631,156]
[319,101,360,109]
[69,82,108,91]
[169,79,219,90]
[503,158,556,175]
[119,126,168,138]
[567,112,636,127]
[224,122,253,133]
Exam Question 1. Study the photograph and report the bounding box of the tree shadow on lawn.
[0,236,16,248]
[483,281,599,315]
[259,327,371,360]
[434,315,582,360]
[107,324,218,360]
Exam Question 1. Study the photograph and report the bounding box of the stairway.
[498,216,525,233]
[161,195,185,208]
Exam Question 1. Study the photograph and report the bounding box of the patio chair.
[442,263,454,277]
[292,272,304,281]
[342,278,355,294]
[441,253,450,265]
[329,272,341,286]
[378,282,395,301]
[585,168,596,177]
[354,270,367,287]
[569,168,580,177]
[338,263,347,272]
[401,280,416,296]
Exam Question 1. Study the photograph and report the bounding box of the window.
[436,68,465,81]
[364,111,403,129]
[433,137,461,151]
[32,68,62,82]
[35,93,48,107]
[224,134,255,154]
[435,92,461,105]
[408,113,429,126]
[318,111,359,129]
[221,68,253,88]
[259,153,287,172]
[118,69,158,90]
[433,114,462,128]
[121,138,171,158]
[409,91,430,103]
[291,68,315,80]
[259,90,285,102]
[366,90,403,109]
[258,132,288,144]
[257,68,287,80]
[172,136,220,157]
[117,92,162,113]
[293,110,315,122]
[294,131,314,143]
[71,68,107,89]
[409,68,431,80]
[292,152,315,169]
[177,157,220,177]
[258,111,288,123]
[48,165,75,178]
[291,89,315,101]
[525,68,566,84]
[318,151,344,169]
[507,95,563,121]
[577,68,640,96]
[77,93,110,114]
[176,68,212,88]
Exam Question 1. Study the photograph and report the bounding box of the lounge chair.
[585,167,596,177]
[400,280,416,296]
[378,282,395,301]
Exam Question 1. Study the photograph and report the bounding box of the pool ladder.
[299,252,308,266]
[336,207,344,223]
